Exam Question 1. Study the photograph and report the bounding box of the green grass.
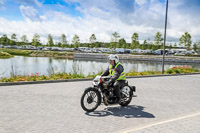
[0,51,14,58]
[30,51,74,58]
[0,48,33,56]
[0,48,74,58]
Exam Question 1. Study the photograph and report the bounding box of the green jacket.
[108,62,126,81]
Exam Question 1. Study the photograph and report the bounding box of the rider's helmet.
[108,54,119,63]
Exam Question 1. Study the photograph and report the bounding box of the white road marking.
[119,112,200,133]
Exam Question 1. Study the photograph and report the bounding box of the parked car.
[153,49,169,55]
[115,48,125,53]
[43,47,52,50]
[124,49,131,54]
[0,44,4,48]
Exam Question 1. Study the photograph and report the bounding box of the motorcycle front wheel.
[80,87,101,112]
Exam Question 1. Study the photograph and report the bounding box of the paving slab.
[0,74,200,133]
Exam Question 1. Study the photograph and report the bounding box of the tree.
[193,43,197,52]
[89,34,96,48]
[174,42,177,48]
[94,42,101,48]
[11,34,17,41]
[154,32,163,45]
[9,33,17,45]
[21,35,28,45]
[125,43,131,49]
[72,34,80,48]
[60,34,67,47]
[147,42,153,50]
[89,34,96,43]
[193,41,200,53]
[111,32,120,48]
[152,45,157,51]
[112,32,120,42]
[47,34,54,47]
[142,40,148,50]
[118,38,126,48]
[197,41,200,53]
[0,34,9,45]
[169,44,173,49]
[10,34,17,45]
[32,34,40,47]
[131,32,139,49]
[179,32,192,50]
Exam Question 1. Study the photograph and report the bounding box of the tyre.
[119,86,133,106]
[80,87,101,112]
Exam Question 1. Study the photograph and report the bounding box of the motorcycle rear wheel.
[119,86,133,106]
[80,87,101,112]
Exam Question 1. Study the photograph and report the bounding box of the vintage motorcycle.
[80,76,136,112]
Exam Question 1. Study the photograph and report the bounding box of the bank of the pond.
[29,51,74,59]
[0,48,74,58]
[74,53,200,63]
[0,51,13,58]
[1,48,200,62]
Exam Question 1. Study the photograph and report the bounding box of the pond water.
[0,56,200,78]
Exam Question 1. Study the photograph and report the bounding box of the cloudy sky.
[0,0,200,44]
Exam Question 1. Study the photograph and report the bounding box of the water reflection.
[0,56,200,78]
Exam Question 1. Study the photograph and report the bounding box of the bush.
[165,69,173,74]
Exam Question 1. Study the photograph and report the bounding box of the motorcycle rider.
[101,54,126,103]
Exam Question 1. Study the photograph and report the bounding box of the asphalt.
[0,74,200,133]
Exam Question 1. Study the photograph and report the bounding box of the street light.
[162,0,168,74]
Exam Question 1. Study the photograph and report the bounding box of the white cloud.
[166,1,200,41]
[135,0,147,5]
[0,0,200,44]
[0,0,5,9]
[19,5,42,22]
[34,0,43,7]
[0,0,4,5]
[16,0,43,7]
[0,12,159,44]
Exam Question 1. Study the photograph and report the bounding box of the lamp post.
[162,0,168,74]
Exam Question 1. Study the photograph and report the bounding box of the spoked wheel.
[119,86,133,106]
[80,87,101,112]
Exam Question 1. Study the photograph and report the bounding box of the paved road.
[0,74,200,133]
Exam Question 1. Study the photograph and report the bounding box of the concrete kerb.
[1,72,200,86]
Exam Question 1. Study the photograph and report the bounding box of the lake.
[0,56,200,78]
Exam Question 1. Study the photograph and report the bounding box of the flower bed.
[1,67,199,83]
[0,72,85,82]
[165,66,199,74]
